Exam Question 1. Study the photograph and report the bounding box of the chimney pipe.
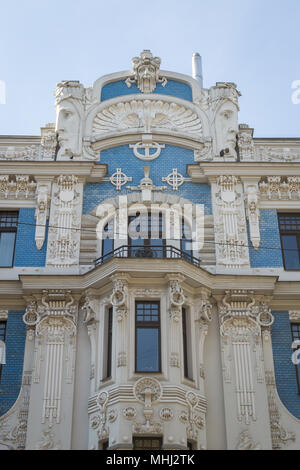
[192,52,203,88]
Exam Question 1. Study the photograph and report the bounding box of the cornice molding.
[0,161,107,181]
[187,163,300,183]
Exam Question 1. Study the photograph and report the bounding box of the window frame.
[278,213,300,271]
[0,211,18,268]
[135,300,161,374]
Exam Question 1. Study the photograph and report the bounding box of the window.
[278,214,300,271]
[129,212,165,258]
[291,323,300,394]
[0,321,7,380]
[103,307,113,380]
[135,301,161,373]
[182,308,193,381]
[133,437,162,450]
[0,212,18,267]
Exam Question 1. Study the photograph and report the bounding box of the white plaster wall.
[71,316,91,450]
[204,308,227,450]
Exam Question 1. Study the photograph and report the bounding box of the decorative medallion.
[134,377,162,404]
[130,142,165,161]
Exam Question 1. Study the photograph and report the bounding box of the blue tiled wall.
[0,311,26,417]
[272,311,300,419]
[83,145,212,215]
[14,209,48,267]
[248,209,283,268]
[101,79,193,102]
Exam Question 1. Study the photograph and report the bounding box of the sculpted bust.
[55,81,84,160]
[216,101,238,159]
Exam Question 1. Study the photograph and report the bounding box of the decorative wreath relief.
[179,410,188,424]
[23,300,40,326]
[123,407,137,421]
[90,415,100,429]
[257,309,274,328]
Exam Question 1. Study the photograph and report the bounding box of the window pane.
[136,302,159,322]
[279,214,300,231]
[0,212,18,228]
[0,232,16,267]
[133,437,162,450]
[0,322,6,342]
[102,238,114,258]
[281,235,300,270]
[136,328,159,372]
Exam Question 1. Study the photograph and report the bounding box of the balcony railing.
[94,245,201,269]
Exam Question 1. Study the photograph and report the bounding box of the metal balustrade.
[94,245,201,268]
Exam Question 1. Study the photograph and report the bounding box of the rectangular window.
[278,214,300,271]
[291,323,300,394]
[0,212,18,267]
[182,308,193,381]
[0,320,7,381]
[133,437,162,450]
[103,307,113,380]
[135,301,161,373]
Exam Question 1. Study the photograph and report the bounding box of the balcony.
[94,245,201,269]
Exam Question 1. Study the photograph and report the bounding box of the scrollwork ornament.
[23,300,40,327]
[257,309,274,328]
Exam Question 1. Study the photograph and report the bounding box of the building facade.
[0,50,300,450]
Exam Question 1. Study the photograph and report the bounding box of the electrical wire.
[11,220,296,253]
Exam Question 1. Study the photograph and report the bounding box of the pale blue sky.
[0,0,299,137]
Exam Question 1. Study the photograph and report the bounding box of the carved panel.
[213,176,250,268]
[46,175,83,267]
[92,98,203,138]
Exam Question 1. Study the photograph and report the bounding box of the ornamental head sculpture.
[126,50,167,93]
[214,83,240,159]
[55,81,84,160]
